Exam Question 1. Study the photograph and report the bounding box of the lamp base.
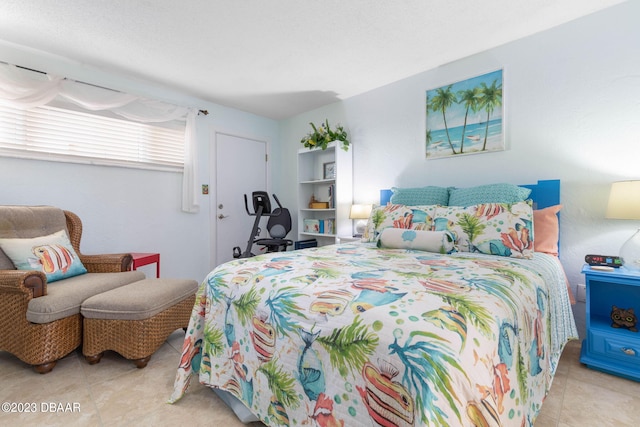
[620,228,640,271]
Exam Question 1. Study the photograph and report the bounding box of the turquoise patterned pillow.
[433,201,534,259]
[390,186,450,206]
[448,183,531,207]
[0,230,87,282]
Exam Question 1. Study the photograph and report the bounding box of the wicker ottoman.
[81,278,198,368]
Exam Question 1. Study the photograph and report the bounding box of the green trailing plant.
[300,119,350,151]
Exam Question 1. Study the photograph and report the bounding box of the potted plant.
[300,119,350,151]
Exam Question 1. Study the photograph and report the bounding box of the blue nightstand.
[580,264,640,381]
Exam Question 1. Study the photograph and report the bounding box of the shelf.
[300,232,336,238]
[300,179,335,185]
[591,315,640,336]
[297,141,352,247]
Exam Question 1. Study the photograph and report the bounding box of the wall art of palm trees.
[426,69,503,159]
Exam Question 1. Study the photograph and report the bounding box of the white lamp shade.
[350,204,372,236]
[349,204,372,220]
[606,181,640,220]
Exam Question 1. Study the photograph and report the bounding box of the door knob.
[218,214,229,219]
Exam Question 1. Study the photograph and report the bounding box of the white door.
[214,132,268,266]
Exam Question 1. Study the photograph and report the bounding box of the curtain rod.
[2,61,209,116]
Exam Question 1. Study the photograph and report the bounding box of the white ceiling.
[0,0,625,120]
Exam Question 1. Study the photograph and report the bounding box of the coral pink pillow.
[533,205,562,256]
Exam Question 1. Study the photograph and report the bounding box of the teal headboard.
[379,179,560,209]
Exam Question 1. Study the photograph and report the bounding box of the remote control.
[590,265,614,271]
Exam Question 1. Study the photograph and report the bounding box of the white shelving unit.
[297,142,352,246]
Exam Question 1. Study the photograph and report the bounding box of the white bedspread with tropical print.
[170,242,578,427]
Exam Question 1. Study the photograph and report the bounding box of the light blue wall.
[0,42,280,282]
[278,1,640,336]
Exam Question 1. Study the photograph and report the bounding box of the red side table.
[130,253,160,278]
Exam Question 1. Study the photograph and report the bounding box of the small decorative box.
[310,202,329,209]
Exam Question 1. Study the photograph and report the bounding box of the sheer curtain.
[0,62,199,213]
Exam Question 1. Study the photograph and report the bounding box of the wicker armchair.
[0,206,135,373]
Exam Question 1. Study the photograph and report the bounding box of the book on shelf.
[324,218,335,234]
[303,218,335,235]
[303,219,320,233]
[328,184,335,209]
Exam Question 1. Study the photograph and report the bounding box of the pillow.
[533,204,562,256]
[390,186,450,206]
[362,204,414,243]
[377,228,455,254]
[433,201,534,259]
[362,204,438,243]
[405,204,438,231]
[0,229,87,282]
[448,183,531,207]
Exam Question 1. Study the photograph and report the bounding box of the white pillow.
[377,228,455,254]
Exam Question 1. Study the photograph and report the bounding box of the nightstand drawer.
[589,330,640,365]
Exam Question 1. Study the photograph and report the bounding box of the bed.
[170,180,578,426]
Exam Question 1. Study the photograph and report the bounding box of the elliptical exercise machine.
[232,191,292,259]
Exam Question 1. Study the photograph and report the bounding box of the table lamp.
[606,180,640,270]
[350,204,372,237]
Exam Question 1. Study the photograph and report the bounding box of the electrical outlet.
[576,283,586,303]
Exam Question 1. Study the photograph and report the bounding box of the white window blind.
[0,103,184,171]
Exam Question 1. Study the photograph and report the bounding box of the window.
[0,103,185,171]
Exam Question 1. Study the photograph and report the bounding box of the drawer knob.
[622,347,636,356]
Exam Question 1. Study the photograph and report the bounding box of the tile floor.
[1,334,639,426]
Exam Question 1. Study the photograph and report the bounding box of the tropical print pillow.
[362,204,438,243]
[433,200,534,258]
[362,204,413,243]
[0,229,87,282]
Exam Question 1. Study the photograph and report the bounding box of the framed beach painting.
[426,69,503,159]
